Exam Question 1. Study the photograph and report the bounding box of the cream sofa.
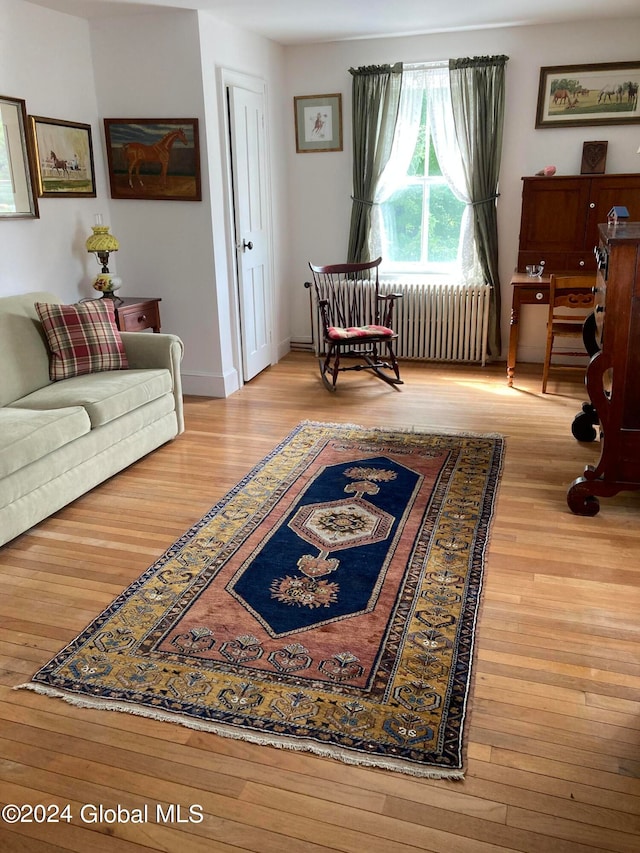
[0,292,184,547]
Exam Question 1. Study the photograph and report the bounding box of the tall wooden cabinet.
[518,174,640,273]
[567,222,640,514]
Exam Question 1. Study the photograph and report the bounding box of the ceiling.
[26,0,640,45]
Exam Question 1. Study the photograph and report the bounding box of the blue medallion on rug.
[228,456,423,635]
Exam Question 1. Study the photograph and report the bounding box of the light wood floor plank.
[466,757,640,817]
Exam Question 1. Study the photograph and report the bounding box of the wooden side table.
[114,297,162,333]
[507,273,550,386]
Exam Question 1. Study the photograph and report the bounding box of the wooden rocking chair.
[305,257,403,391]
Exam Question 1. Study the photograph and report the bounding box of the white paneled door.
[227,83,273,382]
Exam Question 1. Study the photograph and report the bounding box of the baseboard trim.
[181,369,240,398]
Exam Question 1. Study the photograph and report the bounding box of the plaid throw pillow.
[35,299,129,381]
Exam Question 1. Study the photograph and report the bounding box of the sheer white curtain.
[369,67,426,263]
[370,64,480,285]
[427,65,480,286]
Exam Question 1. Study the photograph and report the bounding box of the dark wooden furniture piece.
[517,174,640,274]
[567,222,640,515]
[114,297,162,333]
[305,257,403,391]
[507,273,600,391]
[508,173,640,387]
[541,274,596,394]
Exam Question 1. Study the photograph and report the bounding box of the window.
[380,97,465,272]
[371,65,476,282]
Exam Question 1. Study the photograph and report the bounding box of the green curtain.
[347,63,403,264]
[449,55,508,357]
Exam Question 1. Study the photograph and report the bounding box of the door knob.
[242,239,254,251]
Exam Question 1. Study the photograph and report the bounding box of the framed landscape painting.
[536,61,640,128]
[104,118,201,201]
[29,116,96,197]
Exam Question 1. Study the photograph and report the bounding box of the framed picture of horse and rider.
[103,118,201,201]
[536,61,640,129]
[29,115,96,198]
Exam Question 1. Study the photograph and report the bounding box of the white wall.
[88,10,229,396]
[81,8,289,396]
[0,0,108,302]
[284,19,640,363]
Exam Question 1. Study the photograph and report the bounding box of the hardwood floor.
[1,353,639,853]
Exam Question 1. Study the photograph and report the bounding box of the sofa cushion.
[35,299,128,381]
[0,395,176,513]
[10,369,173,428]
[0,407,91,478]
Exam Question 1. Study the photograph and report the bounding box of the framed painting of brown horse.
[104,118,201,201]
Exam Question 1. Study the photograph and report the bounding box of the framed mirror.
[0,94,39,219]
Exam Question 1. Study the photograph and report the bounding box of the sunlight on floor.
[451,377,525,397]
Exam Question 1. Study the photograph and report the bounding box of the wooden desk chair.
[305,257,403,391]
[541,273,596,394]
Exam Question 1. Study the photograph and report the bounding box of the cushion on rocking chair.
[327,324,394,340]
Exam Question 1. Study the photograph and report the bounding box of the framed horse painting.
[29,116,96,197]
[103,118,201,201]
[536,61,640,128]
[293,93,343,153]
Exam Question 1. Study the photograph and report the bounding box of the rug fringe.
[14,682,464,780]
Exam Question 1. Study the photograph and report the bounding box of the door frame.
[218,66,275,386]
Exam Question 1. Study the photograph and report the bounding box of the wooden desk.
[114,297,162,333]
[507,273,550,386]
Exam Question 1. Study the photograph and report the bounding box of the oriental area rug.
[20,421,504,778]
